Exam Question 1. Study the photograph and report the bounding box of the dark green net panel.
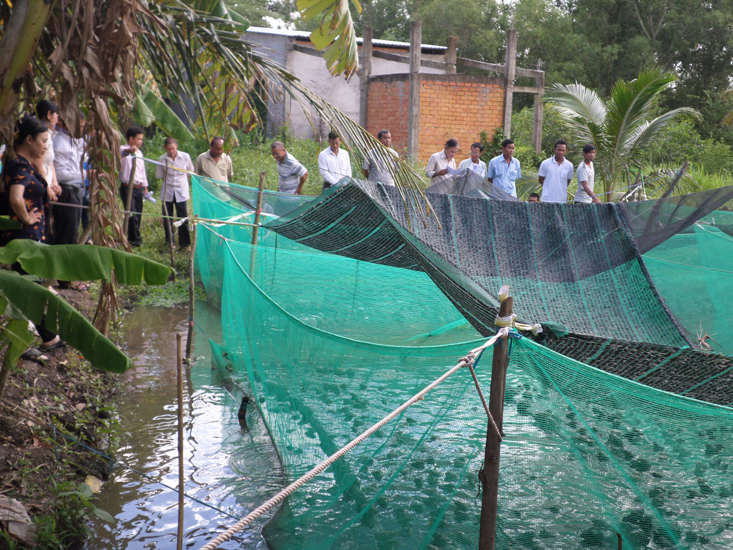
[192,176,733,548]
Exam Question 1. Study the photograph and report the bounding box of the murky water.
[87,304,283,549]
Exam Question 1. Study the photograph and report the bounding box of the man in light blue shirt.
[487,138,521,197]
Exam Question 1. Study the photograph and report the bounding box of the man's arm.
[227,156,233,180]
[193,156,202,177]
[538,161,546,186]
[344,153,352,178]
[318,151,331,183]
[295,171,308,195]
[581,180,601,203]
[486,159,495,183]
[361,158,370,179]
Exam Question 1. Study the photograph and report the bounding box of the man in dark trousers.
[119,127,148,247]
[156,137,194,248]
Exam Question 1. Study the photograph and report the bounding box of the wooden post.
[359,26,373,128]
[479,285,513,550]
[445,36,457,74]
[532,60,544,155]
[251,171,266,246]
[502,29,517,138]
[162,161,176,270]
[249,171,266,277]
[122,156,136,238]
[407,21,422,164]
[176,333,185,550]
[185,222,197,361]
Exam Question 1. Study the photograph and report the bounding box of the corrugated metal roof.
[246,26,447,53]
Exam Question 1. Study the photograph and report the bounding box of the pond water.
[86,304,283,549]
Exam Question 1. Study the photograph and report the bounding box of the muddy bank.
[0,288,118,550]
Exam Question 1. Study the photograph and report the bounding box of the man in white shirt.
[538,140,574,204]
[271,141,308,194]
[459,142,488,178]
[318,131,351,190]
[362,129,399,185]
[194,137,233,183]
[574,144,601,204]
[119,126,148,246]
[52,115,87,247]
[156,137,194,248]
[426,139,459,187]
[487,139,522,197]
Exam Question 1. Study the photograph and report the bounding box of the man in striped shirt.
[271,141,308,194]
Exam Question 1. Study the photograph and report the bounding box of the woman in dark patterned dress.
[0,116,65,351]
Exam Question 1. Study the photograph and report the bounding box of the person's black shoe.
[131,241,143,248]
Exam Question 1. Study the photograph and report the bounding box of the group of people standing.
[119,128,233,247]
[270,129,600,205]
[427,137,600,204]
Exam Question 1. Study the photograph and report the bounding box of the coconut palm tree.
[545,67,701,198]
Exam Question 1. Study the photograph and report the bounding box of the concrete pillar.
[446,36,457,74]
[359,26,373,128]
[502,29,517,137]
[532,60,544,155]
[407,21,422,163]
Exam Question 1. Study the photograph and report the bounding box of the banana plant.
[0,240,171,401]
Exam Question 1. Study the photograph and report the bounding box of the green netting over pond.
[192,177,733,548]
[201,226,733,549]
[643,223,733,356]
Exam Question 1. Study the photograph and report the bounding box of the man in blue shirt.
[487,139,522,198]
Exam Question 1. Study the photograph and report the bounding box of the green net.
[192,176,733,549]
[644,223,733,356]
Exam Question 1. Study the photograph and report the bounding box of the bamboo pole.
[186,222,197,361]
[176,333,185,550]
[479,286,513,550]
[122,157,136,237]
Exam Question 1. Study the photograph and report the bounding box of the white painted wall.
[244,30,448,140]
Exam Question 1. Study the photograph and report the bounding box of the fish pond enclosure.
[185,175,733,549]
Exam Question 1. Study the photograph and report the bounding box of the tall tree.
[545,67,700,197]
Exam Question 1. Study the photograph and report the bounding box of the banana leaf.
[139,83,195,143]
[0,216,22,230]
[0,240,170,285]
[132,92,155,127]
[0,272,131,373]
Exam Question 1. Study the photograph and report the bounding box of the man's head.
[328,131,341,152]
[528,193,540,203]
[209,136,224,159]
[583,143,596,163]
[377,129,391,148]
[444,138,459,161]
[501,138,515,158]
[126,127,144,149]
[554,140,568,161]
[164,137,178,158]
[470,142,484,161]
[271,141,287,163]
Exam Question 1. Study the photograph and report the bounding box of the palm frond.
[628,107,701,157]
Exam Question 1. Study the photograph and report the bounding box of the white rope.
[197,353,480,550]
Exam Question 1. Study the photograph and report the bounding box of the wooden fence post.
[186,221,197,361]
[532,60,544,155]
[502,30,517,138]
[359,26,373,128]
[479,286,513,550]
[446,36,457,74]
[407,21,422,164]
[176,333,185,550]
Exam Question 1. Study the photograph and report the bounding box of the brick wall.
[366,78,410,156]
[418,76,505,163]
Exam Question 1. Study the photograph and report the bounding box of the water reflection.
[87,303,283,549]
